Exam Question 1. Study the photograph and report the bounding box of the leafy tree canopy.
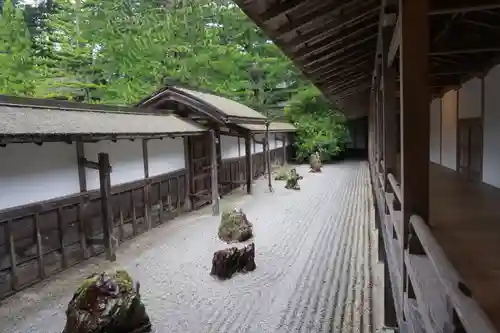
[285,86,350,163]
[0,0,350,158]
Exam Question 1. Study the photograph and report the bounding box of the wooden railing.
[372,166,496,333]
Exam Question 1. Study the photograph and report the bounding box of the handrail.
[388,173,402,203]
[410,215,497,333]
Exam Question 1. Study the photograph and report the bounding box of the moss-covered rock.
[285,168,303,190]
[309,152,322,173]
[62,270,151,333]
[218,208,253,243]
[274,166,289,181]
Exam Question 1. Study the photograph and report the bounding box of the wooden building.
[0,90,295,300]
[137,85,296,207]
[234,0,500,332]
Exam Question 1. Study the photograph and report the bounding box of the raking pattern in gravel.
[0,162,375,333]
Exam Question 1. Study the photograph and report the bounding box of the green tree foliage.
[0,0,35,96]
[0,0,349,160]
[285,86,350,163]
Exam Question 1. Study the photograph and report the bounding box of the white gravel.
[0,162,376,333]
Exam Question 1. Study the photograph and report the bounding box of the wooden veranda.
[234,0,500,332]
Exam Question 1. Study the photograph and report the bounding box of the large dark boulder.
[62,270,151,333]
[210,243,256,279]
[218,208,253,243]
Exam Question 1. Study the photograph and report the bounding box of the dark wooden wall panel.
[0,147,286,299]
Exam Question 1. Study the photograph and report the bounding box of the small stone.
[218,208,253,243]
[210,243,256,279]
[62,270,151,333]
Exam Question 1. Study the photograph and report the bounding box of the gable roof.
[137,85,267,124]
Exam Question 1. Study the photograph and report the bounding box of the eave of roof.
[234,0,381,104]
[238,121,296,133]
[0,98,206,143]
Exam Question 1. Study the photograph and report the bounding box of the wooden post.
[6,220,19,291]
[76,141,87,192]
[183,136,193,211]
[265,122,273,192]
[399,0,429,305]
[215,129,223,198]
[210,129,220,215]
[142,139,149,178]
[369,90,375,166]
[98,152,116,262]
[245,132,252,194]
[142,139,151,229]
[237,136,241,157]
[382,25,397,191]
[34,213,45,278]
[282,134,287,164]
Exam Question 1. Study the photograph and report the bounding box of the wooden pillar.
[76,141,87,192]
[282,134,287,165]
[210,129,220,215]
[183,136,192,211]
[142,139,151,229]
[142,139,149,178]
[215,128,222,198]
[382,27,397,190]
[245,132,252,194]
[265,122,272,192]
[399,0,429,305]
[369,90,376,166]
[237,136,241,157]
[98,153,116,262]
[377,66,384,172]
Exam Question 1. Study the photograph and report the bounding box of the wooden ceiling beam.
[430,3,500,16]
[387,14,400,68]
[321,72,369,86]
[430,48,500,56]
[275,0,371,38]
[293,21,379,61]
[303,34,377,69]
[282,5,380,48]
[315,59,373,82]
[307,50,374,76]
[323,73,371,92]
[259,0,311,23]
[336,84,372,100]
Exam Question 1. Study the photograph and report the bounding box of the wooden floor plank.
[430,163,500,332]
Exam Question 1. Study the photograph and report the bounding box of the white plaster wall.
[430,98,441,164]
[148,138,185,177]
[275,133,284,148]
[483,65,500,188]
[441,90,458,170]
[239,138,245,157]
[458,78,482,119]
[269,133,276,150]
[220,135,239,159]
[0,143,80,210]
[84,140,144,190]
